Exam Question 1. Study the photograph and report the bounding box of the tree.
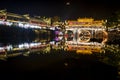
[106,13,118,28]
[115,11,120,28]
[51,16,60,22]
[51,16,61,26]
[106,11,120,28]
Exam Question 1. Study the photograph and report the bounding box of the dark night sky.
[0,0,120,20]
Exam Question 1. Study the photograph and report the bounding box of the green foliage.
[51,16,61,22]
[106,11,120,28]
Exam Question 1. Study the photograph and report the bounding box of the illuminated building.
[0,10,6,21]
[66,18,105,28]
[6,12,29,23]
[64,18,108,54]
[0,9,48,29]
[30,17,48,28]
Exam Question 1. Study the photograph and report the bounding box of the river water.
[0,26,119,80]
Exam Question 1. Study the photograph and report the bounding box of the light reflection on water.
[0,27,120,79]
[0,27,108,60]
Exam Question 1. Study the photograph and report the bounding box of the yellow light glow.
[67,18,105,27]
[76,50,92,54]
[77,18,93,22]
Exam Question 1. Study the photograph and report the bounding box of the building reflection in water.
[64,27,108,54]
[0,41,51,60]
[0,29,108,60]
[0,18,108,60]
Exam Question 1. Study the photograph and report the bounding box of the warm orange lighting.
[77,18,93,22]
[76,50,92,54]
[67,18,105,27]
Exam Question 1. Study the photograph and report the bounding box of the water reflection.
[0,42,50,60]
[0,26,120,79]
[64,27,108,54]
[0,27,108,60]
